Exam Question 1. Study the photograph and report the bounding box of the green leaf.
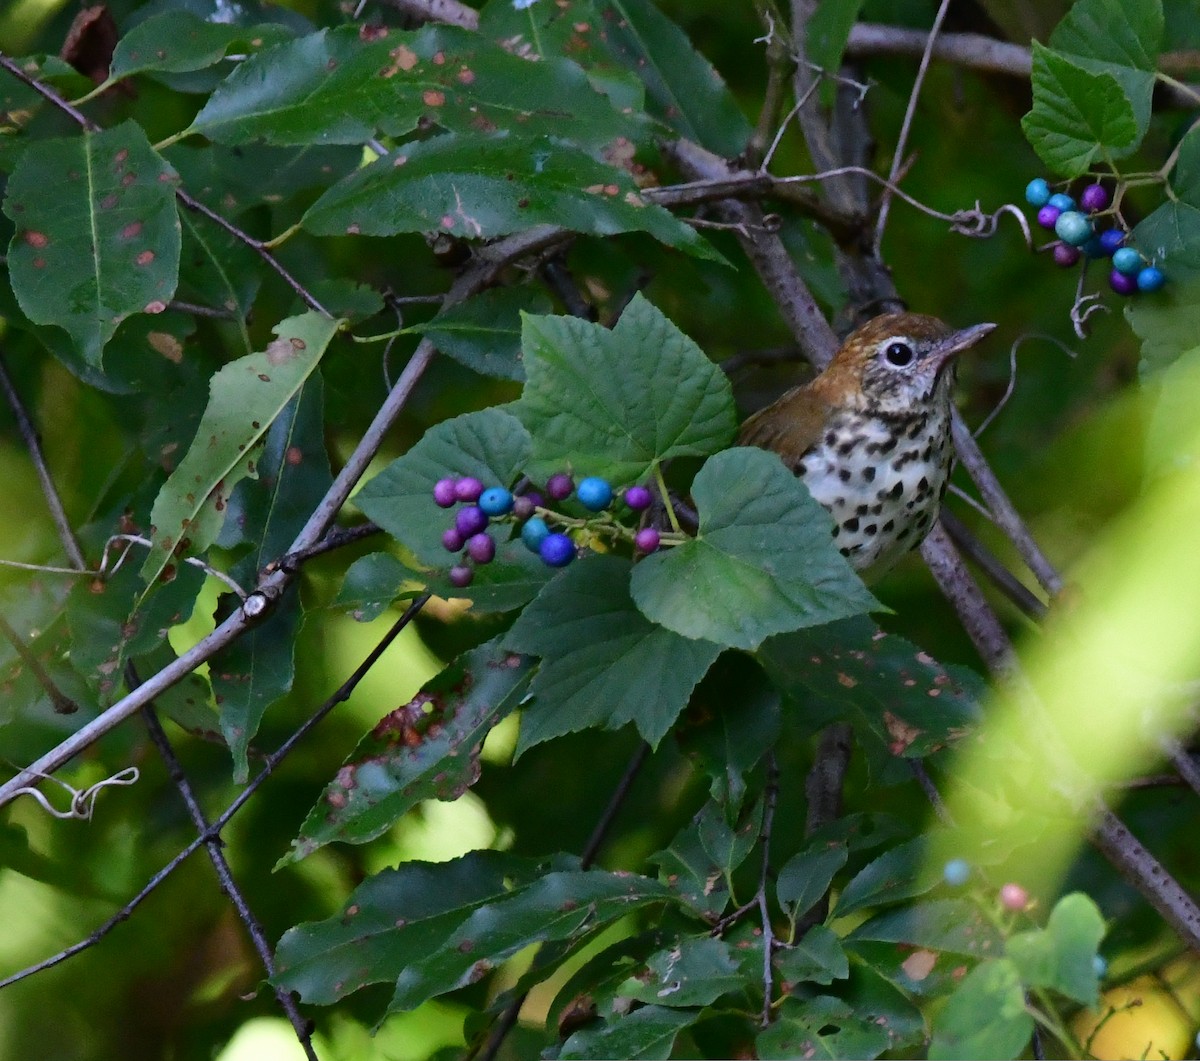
[617,936,744,1007]
[1006,893,1105,1006]
[281,639,533,864]
[424,548,554,614]
[335,553,413,622]
[776,925,849,987]
[2,121,181,365]
[1127,278,1200,373]
[140,311,340,587]
[386,868,674,1012]
[304,133,717,260]
[593,0,751,156]
[807,0,867,106]
[776,844,849,919]
[409,286,553,381]
[274,851,538,1004]
[651,818,730,919]
[929,958,1034,1061]
[832,836,942,917]
[757,996,890,1060]
[630,449,878,650]
[504,554,721,754]
[847,899,1003,958]
[559,1005,699,1060]
[111,11,293,78]
[188,25,638,150]
[1132,126,1200,279]
[517,293,736,483]
[757,617,984,758]
[697,798,762,879]
[1021,43,1139,177]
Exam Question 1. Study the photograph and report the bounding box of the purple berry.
[624,485,653,511]
[1036,205,1061,230]
[449,564,473,588]
[454,476,484,502]
[523,491,544,509]
[1137,265,1166,292]
[1053,244,1081,268]
[1079,184,1109,212]
[512,495,536,520]
[478,487,514,516]
[433,477,458,508]
[634,528,661,553]
[1109,269,1138,295]
[466,532,496,564]
[442,526,464,552]
[455,504,488,537]
[576,476,613,511]
[546,473,574,501]
[539,533,575,567]
[1098,229,1125,255]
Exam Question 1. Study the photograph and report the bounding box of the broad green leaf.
[387,868,674,1012]
[696,798,762,879]
[559,1005,699,1060]
[776,844,849,919]
[140,311,340,587]
[757,996,890,1060]
[408,286,553,381]
[304,133,720,260]
[281,639,533,863]
[187,25,638,151]
[757,617,984,758]
[651,818,731,919]
[929,959,1034,1061]
[1127,278,1200,373]
[617,936,743,1007]
[2,122,181,365]
[847,899,1003,958]
[545,931,667,1032]
[630,449,878,650]
[594,0,751,156]
[1021,43,1139,176]
[1132,127,1200,279]
[517,294,737,483]
[354,407,531,567]
[1006,893,1105,1006]
[335,553,413,622]
[176,211,258,351]
[504,554,721,754]
[111,11,293,78]
[424,548,554,614]
[211,590,301,781]
[274,851,539,1004]
[776,925,849,987]
[832,836,942,917]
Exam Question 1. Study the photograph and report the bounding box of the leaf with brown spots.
[110,10,293,79]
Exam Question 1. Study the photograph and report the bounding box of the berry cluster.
[432,471,664,588]
[1025,177,1165,296]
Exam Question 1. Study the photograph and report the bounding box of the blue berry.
[466,532,495,564]
[455,505,488,537]
[1081,235,1107,259]
[1047,192,1076,212]
[454,476,484,502]
[1024,178,1051,207]
[1099,229,1125,255]
[442,527,464,552]
[546,473,574,501]
[577,476,613,511]
[1110,269,1137,296]
[624,485,653,510]
[521,516,550,552]
[1054,210,1092,247]
[1112,247,1144,276]
[539,533,575,567]
[1036,205,1061,230]
[433,477,458,508]
[1080,183,1109,212]
[943,858,970,887]
[1137,265,1166,292]
[634,527,660,553]
[449,564,473,588]
[479,487,514,516]
[1092,955,1108,979]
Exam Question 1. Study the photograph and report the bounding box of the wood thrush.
[738,312,996,580]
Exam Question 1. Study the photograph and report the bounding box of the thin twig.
[1160,736,1200,798]
[757,753,780,1027]
[0,616,79,714]
[939,509,1049,622]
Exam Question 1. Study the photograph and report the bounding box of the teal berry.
[1054,210,1092,247]
[1112,247,1144,276]
[521,516,550,552]
[943,858,970,887]
[479,487,514,517]
[1047,192,1075,212]
[576,476,613,511]
[1137,265,1166,292]
[1092,955,1108,979]
[539,533,575,567]
[1024,177,1051,207]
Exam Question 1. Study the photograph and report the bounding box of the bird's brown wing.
[737,385,831,472]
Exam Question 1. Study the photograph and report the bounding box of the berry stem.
[652,463,683,535]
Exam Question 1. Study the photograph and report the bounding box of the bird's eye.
[883,341,914,367]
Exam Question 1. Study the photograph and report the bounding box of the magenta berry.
[455,504,488,537]
[449,564,473,588]
[1080,183,1109,212]
[1036,205,1061,229]
[466,532,496,564]
[624,485,653,510]
[1053,244,1081,268]
[433,477,458,508]
[454,476,484,502]
[546,473,574,501]
[634,528,661,553]
[1109,269,1138,295]
[512,495,536,520]
[999,882,1029,911]
[442,526,464,552]
[539,533,575,567]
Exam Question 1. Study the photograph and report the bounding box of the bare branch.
[373,0,479,30]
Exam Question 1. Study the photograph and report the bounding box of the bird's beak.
[928,322,997,370]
